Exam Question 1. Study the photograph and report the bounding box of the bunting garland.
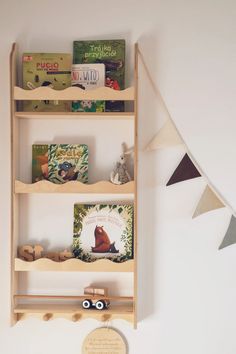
[138,47,236,250]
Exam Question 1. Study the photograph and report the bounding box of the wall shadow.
[136,29,169,322]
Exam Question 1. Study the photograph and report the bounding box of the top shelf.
[14,86,135,101]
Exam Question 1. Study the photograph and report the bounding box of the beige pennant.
[146,119,183,151]
[193,185,225,218]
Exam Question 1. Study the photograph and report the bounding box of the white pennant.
[146,119,183,151]
[192,185,225,218]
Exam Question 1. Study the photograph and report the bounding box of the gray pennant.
[219,215,236,250]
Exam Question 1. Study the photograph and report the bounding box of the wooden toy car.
[82,287,110,310]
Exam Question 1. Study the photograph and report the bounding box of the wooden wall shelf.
[10,42,138,328]
[14,303,134,324]
[15,180,135,194]
[14,86,134,101]
[14,258,134,272]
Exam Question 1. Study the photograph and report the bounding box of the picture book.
[32,144,48,182]
[71,63,105,112]
[23,53,72,112]
[48,144,88,184]
[73,204,133,262]
[73,40,125,112]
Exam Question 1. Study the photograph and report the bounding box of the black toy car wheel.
[95,300,105,310]
[82,299,92,309]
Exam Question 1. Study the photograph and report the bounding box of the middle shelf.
[15,180,135,194]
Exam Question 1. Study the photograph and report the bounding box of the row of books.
[32,144,88,184]
[32,145,134,262]
[23,39,125,112]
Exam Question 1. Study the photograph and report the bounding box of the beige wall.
[1,0,236,353]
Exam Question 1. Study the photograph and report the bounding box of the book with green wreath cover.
[48,144,88,184]
[73,204,133,262]
[73,40,125,112]
[32,144,88,184]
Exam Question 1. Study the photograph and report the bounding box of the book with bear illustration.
[72,204,133,262]
[71,63,105,112]
[32,144,88,184]
[73,40,125,112]
[22,53,72,112]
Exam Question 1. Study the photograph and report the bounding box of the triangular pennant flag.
[146,119,183,151]
[219,215,236,249]
[166,153,201,186]
[192,185,225,218]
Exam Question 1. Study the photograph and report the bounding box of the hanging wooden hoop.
[82,327,127,354]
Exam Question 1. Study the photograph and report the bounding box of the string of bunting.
[137,47,236,250]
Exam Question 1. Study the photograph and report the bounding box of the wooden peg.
[45,252,60,262]
[17,313,24,321]
[18,245,34,261]
[102,314,111,322]
[72,313,81,322]
[33,244,44,260]
[59,249,74,261]
[43,313,53,321]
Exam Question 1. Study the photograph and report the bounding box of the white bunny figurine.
[110,143,133,185]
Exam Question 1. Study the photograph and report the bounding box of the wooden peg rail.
[14,294,134,323]
[14,303,134,324]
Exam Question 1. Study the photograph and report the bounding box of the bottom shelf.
[14,303,134,325]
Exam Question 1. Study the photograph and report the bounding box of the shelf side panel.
[133,42,139,329]
[10,42,19,326]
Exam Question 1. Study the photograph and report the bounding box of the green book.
[48,144,88,184]
[23,53,72,112]
[32,144,48,182]
[73,204,133,262]
[73,40,125,112]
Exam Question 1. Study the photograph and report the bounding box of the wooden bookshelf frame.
[10,42,138,328]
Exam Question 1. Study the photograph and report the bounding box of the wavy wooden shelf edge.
[15,180,135,194]
[14,258,134,272]
[14,86,135,101]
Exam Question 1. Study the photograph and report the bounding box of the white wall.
[1,0,236,353]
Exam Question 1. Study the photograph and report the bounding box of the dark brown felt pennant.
[219,215,236,250]
[166,153,201,186]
